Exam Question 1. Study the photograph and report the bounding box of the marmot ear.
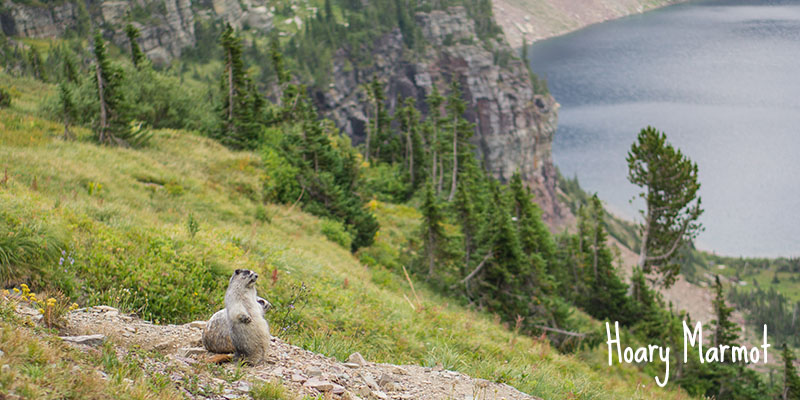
[234,269,242,275]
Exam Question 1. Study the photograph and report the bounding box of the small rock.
[383,381,400,392]
[356,386,371,397]
[331,383,345,394]
[234,381,250,392]
[94,305,117,312]
[343,362,361,369]
[96,370,108,380]
[360,372,379,390]
[348,352,368,366]
[372,390,389,400]
[307,366,323,377]
[304,377,334,392]
[271,367,285,376]
[0,350,4,358]
[291,374,307,383]
[178,347,207,358]
[390,366,408,375]
[188,321,207,330]
[119,315,132,322]
[378,374,394,388]
[60,334,105,347]
[154,340,172,350]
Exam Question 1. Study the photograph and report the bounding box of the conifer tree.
[628,126,703,287]
[426,86,445,193]
[446,80,467,202]
[398,97,421,187]
[58,83,75,140]
[92,31,129,145]
[509,173,552,290]
[783,344,800,400]
[711,275,739,349]
[125,24,146,68]
[216,24,261,149]
[421,183,447,276]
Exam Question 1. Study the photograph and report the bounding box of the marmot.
[225,269,270,364]
[202,296,271,354]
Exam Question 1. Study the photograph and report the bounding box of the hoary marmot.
[202,296,271,354]
[224,269,270,364]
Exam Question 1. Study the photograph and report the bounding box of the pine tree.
[216,24,261,149]
[509,173,553,291]
[92,31,129,145]
[711,275,739,349]
[398,97,421,187]
[58,83,75,140]
[783,344,800,400]
[125,24,147,68]
[628,126,703,287]
[426,86,445,193]
[421,183,447,276]
[446,80,467,202]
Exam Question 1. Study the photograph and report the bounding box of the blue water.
[527,0,800,257]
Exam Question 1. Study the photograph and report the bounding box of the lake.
[527,0,800,257]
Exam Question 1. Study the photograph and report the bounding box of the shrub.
[0,87,10,108]
[320,219,352,249]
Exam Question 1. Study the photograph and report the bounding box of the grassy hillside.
[0,72,694,399]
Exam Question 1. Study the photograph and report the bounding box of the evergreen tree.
[421,183,447,276]
[509,173,552,291]
[397,96,422,187]
[627,126,703,287]
[58,83,76,140]
[711,275,739,349]
[446,80,468,202]
[426,86,445,193]
[215,24,261,149]
[783,344,800,400]
[92,31,131,146]
[125,24,147,68]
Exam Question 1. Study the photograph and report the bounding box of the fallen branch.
[451,251,493,289]
[533,325,587,338]
[402,265,422,308]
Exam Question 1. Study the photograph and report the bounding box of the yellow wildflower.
[38,308,44,314]
[12,288,19,294]
[2,289,9,296]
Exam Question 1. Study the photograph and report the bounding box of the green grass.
[0,72,696,399]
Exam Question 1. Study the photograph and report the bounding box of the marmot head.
[230,269,259,289]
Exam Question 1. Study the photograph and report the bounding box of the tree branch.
[451,250,493,289]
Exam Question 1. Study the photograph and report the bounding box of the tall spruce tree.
[58,83,75,140]
[783,344,800,400]
[446,80,467,201]
[124,24,146,68]
[711,275,739,349]
[216,24,261,149]
[92,31,130,145]
[398,97,422,187]
[426,86,445,194]
[421,183,447,276]
[627,126,703,287]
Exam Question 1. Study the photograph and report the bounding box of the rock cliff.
[0,0,272,64]
[317,7,565,223]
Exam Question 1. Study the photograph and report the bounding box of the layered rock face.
[317,7,564,223]
[0,0,272,64]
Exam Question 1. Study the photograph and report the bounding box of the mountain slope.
[0,73,692,399]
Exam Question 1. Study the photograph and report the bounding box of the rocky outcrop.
[0,0,273,64]
[317,7,565,223]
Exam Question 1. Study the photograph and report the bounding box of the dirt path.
[62,306,541,400]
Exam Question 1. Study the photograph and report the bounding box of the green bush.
[0,87,11,108]
[320,219,352,249]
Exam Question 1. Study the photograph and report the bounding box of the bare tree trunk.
[95,63,107,144]
[447,119,457,202]
[407,128,414,186]
[637,215,650,271]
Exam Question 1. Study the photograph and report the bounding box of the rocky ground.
[21,304,541,400]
